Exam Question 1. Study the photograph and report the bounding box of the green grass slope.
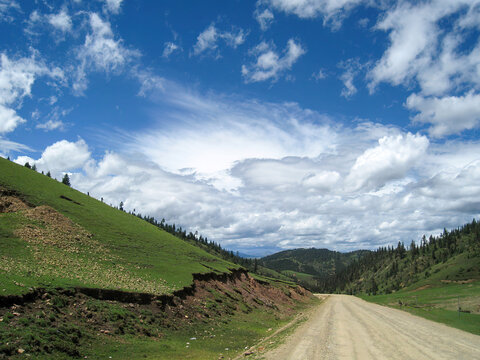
[0,157,237,296]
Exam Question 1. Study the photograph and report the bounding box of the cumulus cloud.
[242,39,305,82]
[345,133,429,191]
[0,105,25,134]
[0,53,63,134]
[193,24,246,56]
[406,92,480,137]
[83,127,475,252]
[14,139,91,177]
[367,0,480,136]
[74,13,139,94]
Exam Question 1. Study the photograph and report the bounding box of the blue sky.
[2,0,480,255]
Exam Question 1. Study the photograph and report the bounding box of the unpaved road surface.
[263,294,480,360]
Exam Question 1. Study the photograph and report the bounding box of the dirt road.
[263,295,480,360]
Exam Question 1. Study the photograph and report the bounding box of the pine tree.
[46,171,51,178]
[62,174,71,187]
[24,162,31,169]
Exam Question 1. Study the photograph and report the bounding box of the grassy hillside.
[0,157,316,359]
[0,157,237,296]
[260,248,369,290]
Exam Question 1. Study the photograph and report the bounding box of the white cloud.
[21,85,480,252]
[36,119,64,131]
[312,69,327,81]
[0,104,25,133]
[25,9,72,38]
[14,139,91,177]
[406,92,480,137]
[74,12,139,94]
[242,39,305,82]
[193,24,217,55]
[340,66,357,97]
[193,24,246,56]
[134,69,165,96]
[0,53,63,134]
[162,42,181,58]
[104,0,123,14]
[264,0,366,27]
[366,1,480,137]
[339,58,363,97]
[255,8,275,30]
[0,138,31,153]
[83,13,135,71]
[47,9,72,32]
[129,90,336,185]
[345,133,429,191]
[368,1,462,91]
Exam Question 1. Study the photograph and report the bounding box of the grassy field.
[0,157,236,296]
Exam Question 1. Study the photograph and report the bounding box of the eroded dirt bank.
[0,270,312,358]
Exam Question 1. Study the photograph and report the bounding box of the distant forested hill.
[260,248,370,289]
[319,221,480,295]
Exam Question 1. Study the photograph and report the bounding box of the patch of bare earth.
[14,205,97,254]
[0,189,30,213]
